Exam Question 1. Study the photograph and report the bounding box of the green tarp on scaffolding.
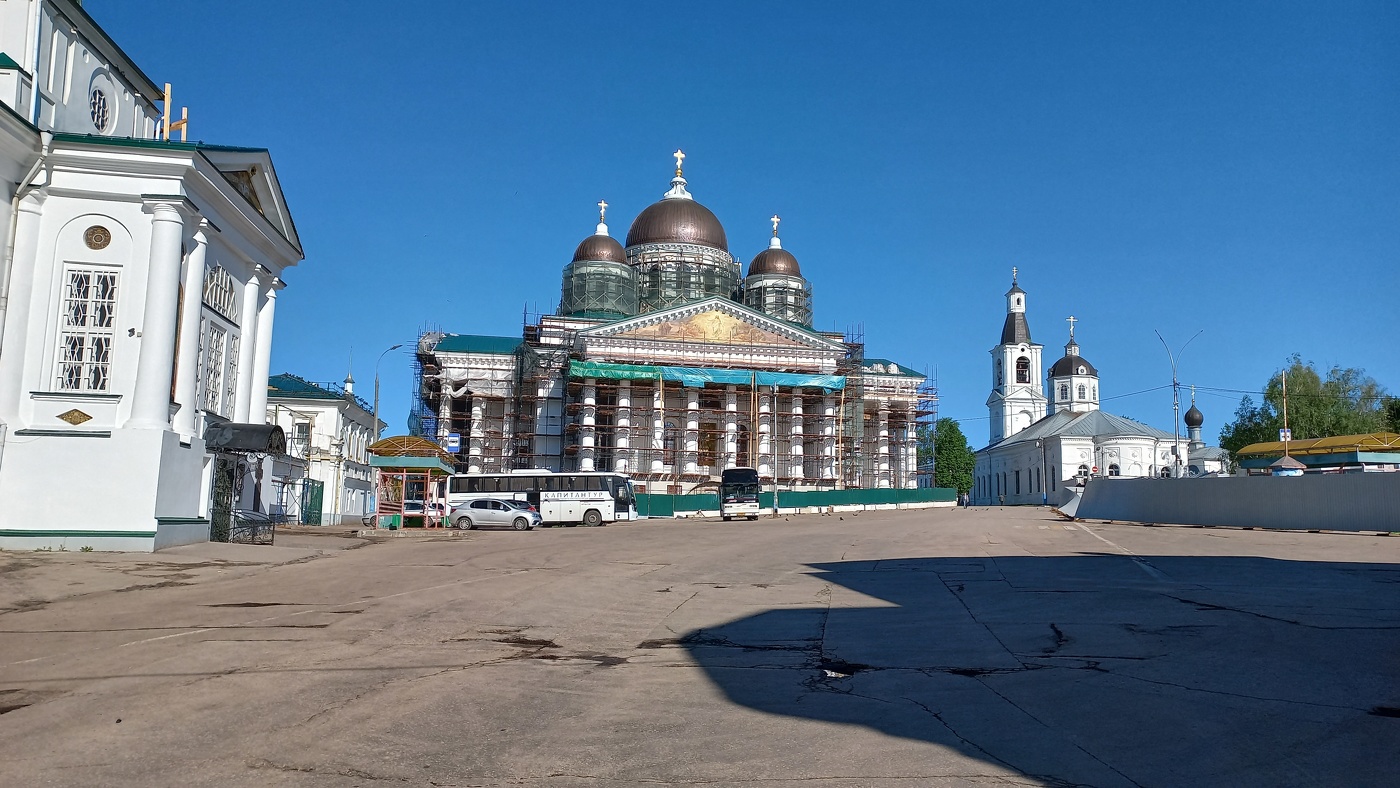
[569,360,845,392]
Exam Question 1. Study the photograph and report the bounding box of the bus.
[447,471,637,527]
[719,467,762,521]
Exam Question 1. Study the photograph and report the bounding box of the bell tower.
[986,268,1046,444]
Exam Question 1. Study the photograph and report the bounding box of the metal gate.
[210,457,239,542]
[300,479,325,525]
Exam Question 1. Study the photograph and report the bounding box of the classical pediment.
[582,298,843,352]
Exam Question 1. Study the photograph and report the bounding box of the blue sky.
[95,1,1399,446]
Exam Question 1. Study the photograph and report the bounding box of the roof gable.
[582,297,845,353]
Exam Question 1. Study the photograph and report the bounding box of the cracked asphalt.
[0,507,1397,787]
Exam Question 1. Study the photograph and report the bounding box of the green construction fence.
[636,487,956,518]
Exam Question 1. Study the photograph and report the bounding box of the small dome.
[572,234,626,264]
[748,247,801,277]
[1048,354,1098,377]
[1184,403,1204,428]
[626,199,728,251]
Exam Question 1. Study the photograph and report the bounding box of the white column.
[171,224,208,439]
[790,388,804,482]
[468,397,484,473]
[437,385,452,442]
[651,382,664,473]
[0,190,45,421]
[580,378,596,472]
[683,386,699,474]
[615,380,631,473]
[877,403,891,488]
[817,391,828,481]
[246,277,281,425]
[905,410,919,489]
[724,385,738,470]
[128,200,190,429]
[231,264,265,422]
[757,386,772,477]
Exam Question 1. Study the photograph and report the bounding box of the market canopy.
[1236,432,1400,458]
[369,435,455,463]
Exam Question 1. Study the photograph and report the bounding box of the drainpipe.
[0,130,52,475]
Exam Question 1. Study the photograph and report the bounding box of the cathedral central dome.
[626,199,728,251]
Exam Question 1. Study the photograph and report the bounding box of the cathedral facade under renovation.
[412,153,933,493]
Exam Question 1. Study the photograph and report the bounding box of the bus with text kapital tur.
[447,471,637,527]
[719,466,762,521]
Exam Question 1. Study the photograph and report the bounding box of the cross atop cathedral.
[771,214,781,236]
[1012,265,1018,284]
[673,149,685,176]
[597,199,608,223]
[1066,315,1077,338]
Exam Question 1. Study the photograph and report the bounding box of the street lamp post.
[373,343,404,441]
[1154,329,1203,478]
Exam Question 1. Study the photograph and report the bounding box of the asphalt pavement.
[0,507,1396,787]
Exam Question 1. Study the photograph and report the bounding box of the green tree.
[923,417,974,494]
[1384,397,1400,433]
[1219,355,1388,457]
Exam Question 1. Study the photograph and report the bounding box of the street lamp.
[1154,329,1203,478]
[373,343,404,441]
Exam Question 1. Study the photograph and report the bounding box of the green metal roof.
[267,373,341,400]
[862,358,924,378]
[51,132,268,154]
[0,53,24,72]
[433,334,523,355]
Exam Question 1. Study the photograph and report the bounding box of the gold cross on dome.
[771,215,781,236]
[673,149,685,176]
[598,199,608,222]
[1066,315,1077,337]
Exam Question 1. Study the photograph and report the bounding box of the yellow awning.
[1236,432,1400,457]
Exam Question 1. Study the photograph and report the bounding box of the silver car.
[450,498,541,531]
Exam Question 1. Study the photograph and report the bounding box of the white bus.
[447,471,637,527]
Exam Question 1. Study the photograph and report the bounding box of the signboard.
[1279,428,1292,442]
[1090,465,1099,474]
[445,432,461,452]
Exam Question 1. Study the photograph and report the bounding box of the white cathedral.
[972,273,1190,506]
[0,2,302,550]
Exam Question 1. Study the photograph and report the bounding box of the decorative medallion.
[57,408,93,426]
[84,225,112,250]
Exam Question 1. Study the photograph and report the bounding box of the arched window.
[1059,384,1069,401]
[1092,386,1097,399]
[1109,464,1120,477]
[995,359,1003,386]
[1077,384,1086,399]
[1015,357,1030,384]
[1160,467,1171,478]
[1077,464,1089,478]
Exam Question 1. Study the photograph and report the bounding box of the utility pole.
[1155,330,1203,477]
[374,343,404,441]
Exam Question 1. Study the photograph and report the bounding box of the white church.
[0,1,302,550]
[972,273,1189,506]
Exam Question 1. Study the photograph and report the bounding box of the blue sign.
[1279,428,1292,442]
[445,433,461,452]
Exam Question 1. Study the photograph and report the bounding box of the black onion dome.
[626,199,728,251]
[748,247,801,277]
[1048,354,1098,377]
[572,234,626,264]
[1184,403,1204,428]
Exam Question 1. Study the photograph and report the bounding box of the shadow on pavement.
[682,554,1400,787]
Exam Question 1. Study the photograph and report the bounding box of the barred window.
[225,334,240,414]
[202,265,238,321]
[55,267,119,391]
[201,320,228,415]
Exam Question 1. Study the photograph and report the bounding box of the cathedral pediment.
[581,298,843,352]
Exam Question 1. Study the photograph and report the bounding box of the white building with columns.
[412,155,928,492]
[0,1,302,550]
[973,275,1187,506]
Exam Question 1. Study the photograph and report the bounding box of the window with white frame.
[202,265,238,321]
[200,319,228,415]
[55,266,119,391]
[224,334,240,413]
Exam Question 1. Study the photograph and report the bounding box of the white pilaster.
[651,383,664,473]
[877,403,891,488]
[0,190,45,421]
[684,386,699,474]
[790,389,804,482]
[468,398,484,473]
[757,386,772,477]
[580,378,596,472]
[724,385,738,470]
[172,223,208,439]
[128,199,191,429]
[231,264,264,422]
[614,380,631,473]
[246,277,281,425]
[822,395,837,481]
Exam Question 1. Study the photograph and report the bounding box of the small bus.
[447,471,637,527]
[719,466,762,521]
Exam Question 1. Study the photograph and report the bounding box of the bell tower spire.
[987,270,1046,444]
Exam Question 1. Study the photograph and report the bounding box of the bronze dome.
[747,247,801,277]
[572,234,627,264]
[626,199,728,251]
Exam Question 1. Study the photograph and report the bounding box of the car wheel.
[722,516,731,522]
[583,509,602,527]
[747,515,758,521]
[512,517,530,531]
[456,516,475,530]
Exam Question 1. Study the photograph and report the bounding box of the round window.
[89,89,110,132]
